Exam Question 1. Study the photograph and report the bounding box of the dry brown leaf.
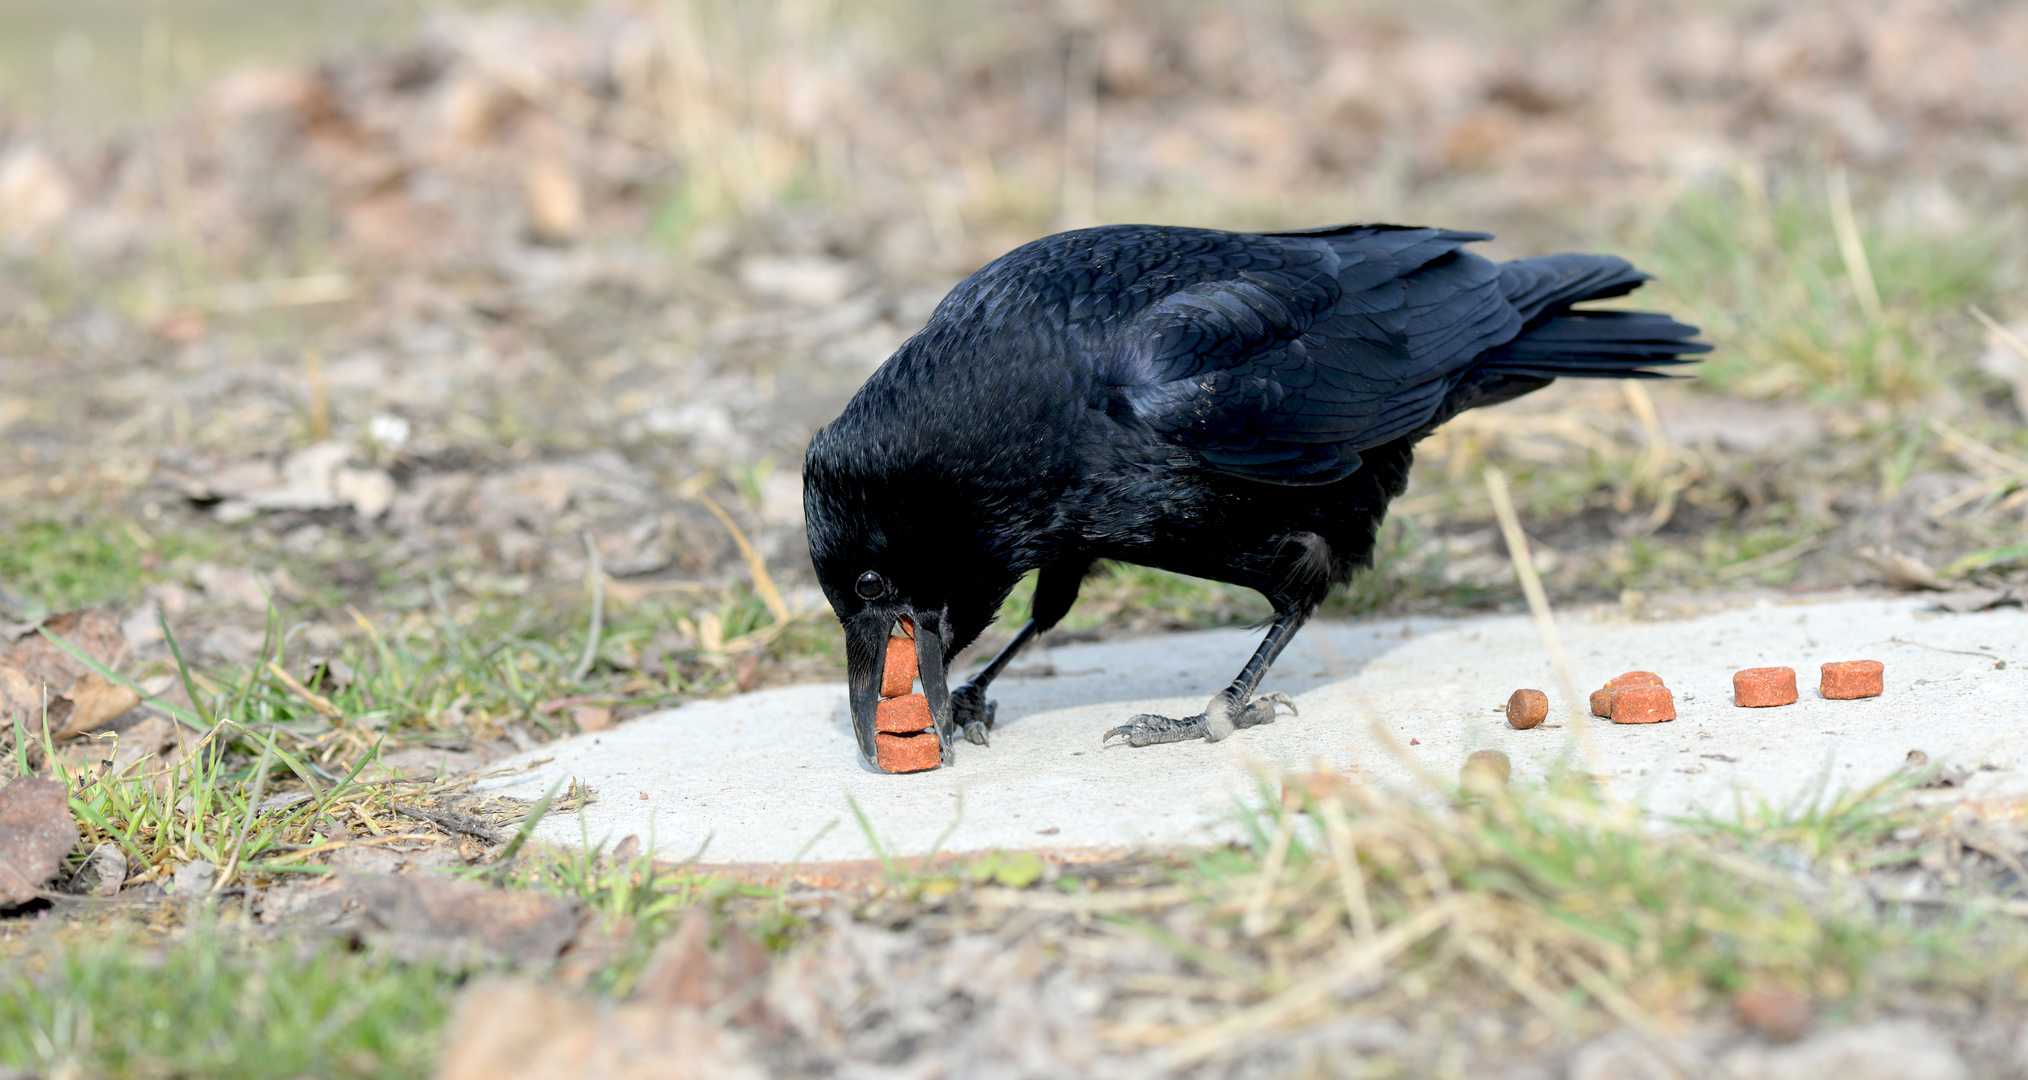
[436,978,763,1080]
[3,609,131,679]
[1858,546,1949,591]
[0,609,137,738]
[570,705,612,732]
[633,907,773,1025]
[50,674,142,739]
[0,663,38,721]
[0,777,80,906]
[302,873,579,968]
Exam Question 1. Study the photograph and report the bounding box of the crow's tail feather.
[1418,258,1708,432]
[1477,310,1710,380]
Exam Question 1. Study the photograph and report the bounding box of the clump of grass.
[1083,764,2026,1070]
[0,926,454,1080]
[1636,165,2007,402]
[0,516,205,616]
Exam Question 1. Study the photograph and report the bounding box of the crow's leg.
[1104,606,1305,747]
[951,559,1090,745]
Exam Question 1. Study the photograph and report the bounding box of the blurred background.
[1,0,2024,755]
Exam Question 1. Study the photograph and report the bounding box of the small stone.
[1281,770,1354,809]
[1733,666,1799,708]
[874,731,941,773]
[1462,749,1511,791]
[1820,660,1884,700]
[524,159,584,243]
[1609,684,1675,724]
[1505,688,1548,729]
[68,843,127,898]
[172,859,217,897]
[1734,986,1814,1042]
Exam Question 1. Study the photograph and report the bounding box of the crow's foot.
[1104,690,1295,748]
[951,682,998,746]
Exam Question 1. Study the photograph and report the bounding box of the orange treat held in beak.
[875,693,934,734]
[882,635,918,698]
[875,731,942,773]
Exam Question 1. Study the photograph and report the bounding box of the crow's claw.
[1105,712,1209,746]
[1103,690,1291,747]
[1256,691,1297,717]
[952,683,997,747]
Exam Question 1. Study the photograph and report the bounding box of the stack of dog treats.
[873,621,942,772]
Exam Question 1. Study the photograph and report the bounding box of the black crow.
[804,223,1706,770]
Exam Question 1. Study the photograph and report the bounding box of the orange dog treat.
[874,731,942,773]
[1820,660,1884,700]
[1733,666,1798,707]
[881,635,917,698]
[874,693,933,733]
[1506,689,1548,729]
[1589,688,1615,717]
[1607,671,1665,689]
[1281,770,1355,809]
[1609,684,1676,724]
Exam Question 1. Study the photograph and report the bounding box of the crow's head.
[802,414,1029,769]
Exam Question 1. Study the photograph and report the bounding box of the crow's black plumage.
[805,223,1707,769]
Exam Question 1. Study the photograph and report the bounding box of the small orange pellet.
[1506,689,1548,729]
[881,635,917,698]
[874,693,933,733]
[1609,684,1676,724]
[1606,671,1665,689]
[1281,770,1354,809]
[1820,660,1884,700]
[1733,666,1798,708]
[874,731,942,773]
[1589,688,1615,717]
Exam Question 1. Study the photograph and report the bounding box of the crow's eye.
[855,571,887,600]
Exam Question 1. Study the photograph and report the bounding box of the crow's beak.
[845,606,957,770]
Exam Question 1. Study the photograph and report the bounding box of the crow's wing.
[1108,226,1524,485]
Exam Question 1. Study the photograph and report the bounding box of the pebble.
[1506,688,1548,729]
[1462,749,1511,788]
[1733,986,1814,1041]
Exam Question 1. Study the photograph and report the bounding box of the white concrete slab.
[478,597,2028,864]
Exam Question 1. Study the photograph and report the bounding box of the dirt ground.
[3,0,2028,1077]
